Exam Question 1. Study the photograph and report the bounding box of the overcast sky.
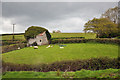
[1,2,118,34]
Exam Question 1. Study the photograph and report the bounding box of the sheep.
[60,47,64,49]
[46,47,49,48]
[18,47,21,50]
[51,45,53,47]
[48,45,51,47]
[34,46,38,49]
[46,45,53,48]
[30,46,32,47]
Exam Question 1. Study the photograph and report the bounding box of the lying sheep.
[34,46,38,49]
[46,45,53,48]
[18,47,21,50]
[60,47,64,49]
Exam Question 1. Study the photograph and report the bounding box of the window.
[40,40,42,42]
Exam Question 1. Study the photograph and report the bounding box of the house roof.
[38,31,45,36]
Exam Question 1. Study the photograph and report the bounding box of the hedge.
[51,38,120,45]
[2,57,120,72]
[51,37,85,40]
[2,40,27,46]
[2,43,27,53]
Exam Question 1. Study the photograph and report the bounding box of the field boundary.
[2,57,119,72]
[51,38,120,45]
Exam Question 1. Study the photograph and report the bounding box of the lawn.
[2,68,119,78]
[2,43,118,65]
[1,33,96,40]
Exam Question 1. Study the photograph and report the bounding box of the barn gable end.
[27,31,49,46]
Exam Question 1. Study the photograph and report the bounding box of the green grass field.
[2,43,118,65]
[1,33,96,40]
[1,35,25,41]
[2,68,119,78]
[51,33,96,39]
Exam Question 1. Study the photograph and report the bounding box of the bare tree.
[101,7,118,24]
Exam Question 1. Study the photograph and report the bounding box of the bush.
[2,57,120,72]
[24,26,51,40]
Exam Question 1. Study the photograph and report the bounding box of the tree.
[84,18,118,38]
[52,30,56,33]
[101,7,118,24]
[24,26,51,40]
[56,30,61,33]
[52,30,61,33]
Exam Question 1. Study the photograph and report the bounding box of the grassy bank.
[2,43,118,64]
[2,68,119,78]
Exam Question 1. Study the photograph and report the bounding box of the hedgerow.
[51,38,120,45]
[2,57,120,72]
[2,40,27,46]
[2,43,27,53]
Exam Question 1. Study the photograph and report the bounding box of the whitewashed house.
[27,31,49,46]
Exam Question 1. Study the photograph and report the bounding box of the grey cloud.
[2,2,118,33]
[2,0,120,2]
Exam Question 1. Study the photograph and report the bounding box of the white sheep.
[46,47,49,48]
[51,45,53,47]
[30,46,32,47]
[46,45,54,48]
[48,45,51,47]
[46,45,51,48]
[60,47,64,49]
[18,47,21,50]
[34,46,38,49]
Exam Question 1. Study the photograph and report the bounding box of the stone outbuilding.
[27,31,49,46]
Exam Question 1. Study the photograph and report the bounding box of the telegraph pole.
[13,24,15,41]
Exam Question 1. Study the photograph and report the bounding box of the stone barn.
[27,31,49,46]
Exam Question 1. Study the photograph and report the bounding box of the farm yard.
[2,43,118,64]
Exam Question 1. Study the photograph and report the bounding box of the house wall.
[36,32,49,45]
[28,38,36,45]
[28,32,49,46]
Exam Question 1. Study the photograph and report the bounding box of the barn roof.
[38,31,46,36]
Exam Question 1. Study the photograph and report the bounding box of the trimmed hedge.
[51,37,85,40]
[2,43,27,53]
[51,38,120,45]
[2,57,120,72]
[2,40,27,46]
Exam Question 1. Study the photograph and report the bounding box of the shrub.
[2,57,120,72]
[24,26,51,40]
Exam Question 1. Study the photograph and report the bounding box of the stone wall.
[28,31,49,46]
